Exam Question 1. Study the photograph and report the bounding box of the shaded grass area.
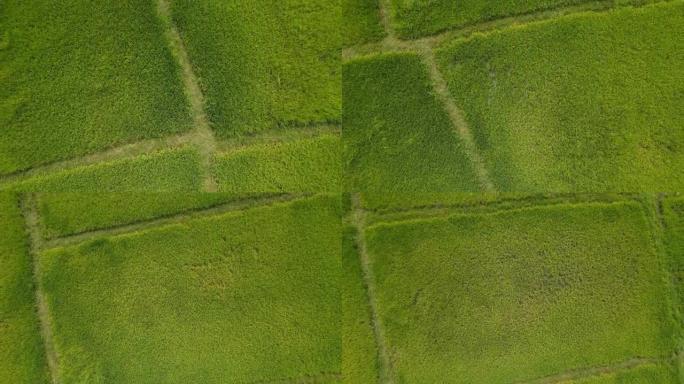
[436,2,684,191]
[559,362,679,383]
[365,201,677,383]
[343,53,481,207]
[170,0,340,137]
[36,193,274,239]
[0,193,49,383]
[387,0,596,38]
[343,0,385,47]
[1,148,203,193]
[0,0,191,175]
[39,195,341,383]
[214,134,341,194]
[342,226,379,384]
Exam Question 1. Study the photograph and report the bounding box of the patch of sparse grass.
[365,201,677,383]
[436,2,684,191]
[342,226,379,383]
[169,0,341,137]
[2,148,203,193]
[343,0,385,47]
[343,53,481,207]
[36,193,273,239]
[214,134,341,194]
[0,0,191,175]
[39,195,341,383]
[387,0,597,38]
[0,193,49,383]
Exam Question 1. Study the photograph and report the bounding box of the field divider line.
[241,371,341,384]
[20,194,61,384]
[42,193,308,250]
[351,193,395,384]
[366,195,642,228]
[514,356,663,384]
[156,0,218,192]
[0,131,195,187]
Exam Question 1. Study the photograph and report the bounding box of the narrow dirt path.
[156,0,218,192]
[351,194,395,384]
[21,194,61,384]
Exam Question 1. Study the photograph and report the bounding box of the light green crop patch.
[558,362,678,383]
[364,201,677,383]
[214,134,341,194]
[39,195,341,383]
[342,226,379,384]
[388,0,595,38]
[436,2,684,192]
[663,196,684,345]
[343,0,385,47]
[0,0,191,175]
[343,53,481,207]
[0,193,50,383]
[1,148,204,193]
[170,0,341,137]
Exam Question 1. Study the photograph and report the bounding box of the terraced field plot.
[344,194,683,383]
[0,0,340,194]
[9,193,342,384]
[343,0,684,194]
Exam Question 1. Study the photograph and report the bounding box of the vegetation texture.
[0,0,190,175]
[343,0,385,47]
[436,2,684,191]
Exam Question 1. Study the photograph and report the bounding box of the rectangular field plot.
[388,0,595,38]
[214,134,341,194]
[1,148,203,193]
[169,0,340,137]
[38,195,341,383]
[0,0,191,175]
[436,2,684,192]
[343,53,481,206]
[364,201,677,383]
[0,193,49,383]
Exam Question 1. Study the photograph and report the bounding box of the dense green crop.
[343,0,385,47]
[663,196,684,344]
[342,226,378,383]
[169,0,340,137]
[0,0,191,175]
[387,0,594,38]
[436,2,684,191]
[39,195,341,383]
[36,193,269,239]
[0,193,49,383]
[364,201,677,383]
[214,134,341,194]
[343,53,480,206]
[561,362,678,383]
[1,148,203,193]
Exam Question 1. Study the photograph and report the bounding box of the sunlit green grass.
[663,195,684,348]
[0,0,191,175]
[436,2,684,191]
[214,134,341,193]
[0,193,49,383]
[170,0,341,137]
[343,0,385,47]
[343,53,481,207]
[559,362,678,383]
[39,195,341,383]
[365,201,677,383]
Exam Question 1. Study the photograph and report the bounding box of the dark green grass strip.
[436,2,684,191]
[36,192,279,240]
[39,195,341,383]
[0,193,50,383]
[387,0,599,39]
[0,0,191,175]
[169,0,340,137]
[214,134,341,194]
[365,201,677,383]
[662,196,684,354]
[343,0,386,47]
[343,53,481,207]
[342,226,380,384]
[0,148,203,193]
